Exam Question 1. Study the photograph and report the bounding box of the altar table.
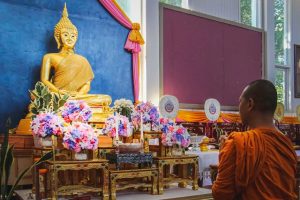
[109,168,158,200]
[186,150,219,185]
[41,159,109,200]
[153,155,199,194]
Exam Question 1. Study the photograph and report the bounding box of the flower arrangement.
[31,112,64,138]
[102,115,133,138]
[113,98,134,119]
[61,100,92,123]
[159,118,191,148]
[172,125,191,148]
[131,101,159,130]
[62,122,98,153]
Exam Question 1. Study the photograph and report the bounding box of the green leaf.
[44,93,52,108]
[29,91,38,98]
[31,107,38,115]
[36,83,42,95]
[39,99,44,110]
[0,119,10,198]
[4,145,14,196]
[41,87,48,97]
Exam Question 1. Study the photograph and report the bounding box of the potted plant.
[112,98,134,121]
[30,82,68,147]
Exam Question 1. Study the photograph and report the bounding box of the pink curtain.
[99,0,144,102]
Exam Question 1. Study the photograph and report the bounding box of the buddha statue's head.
[54,3,78,49]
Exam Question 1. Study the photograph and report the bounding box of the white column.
[145,0,160,105]
[263,0,275,82]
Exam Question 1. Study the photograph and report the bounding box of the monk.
[212,79,297,200]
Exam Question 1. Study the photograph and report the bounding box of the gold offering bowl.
[200,137,210,152]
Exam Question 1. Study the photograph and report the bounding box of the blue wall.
[0,0,133,132]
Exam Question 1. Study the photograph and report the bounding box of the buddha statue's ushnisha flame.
[54,3,78,49]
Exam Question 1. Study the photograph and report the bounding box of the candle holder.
[113,137,120,154]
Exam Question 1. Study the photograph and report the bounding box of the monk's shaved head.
[242,79,277,114]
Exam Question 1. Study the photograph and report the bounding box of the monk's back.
[240,129,297,200]
[212,127,297,200]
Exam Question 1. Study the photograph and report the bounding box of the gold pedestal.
[16,118,32,134]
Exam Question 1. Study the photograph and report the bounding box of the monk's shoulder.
[228,131,245,140]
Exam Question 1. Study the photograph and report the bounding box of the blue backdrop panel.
[0,0,133,132]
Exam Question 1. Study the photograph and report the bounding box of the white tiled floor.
[15,185,212,200]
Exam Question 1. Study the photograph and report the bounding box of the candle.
[140,113,144,141]
[115,113,119,141]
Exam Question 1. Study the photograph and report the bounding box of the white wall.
[290,0,300,111]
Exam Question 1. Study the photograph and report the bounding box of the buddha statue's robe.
[53,54,93,92]
[53,54,111,107]
[212,127,297,200]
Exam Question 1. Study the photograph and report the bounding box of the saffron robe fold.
[212,127,297,200]
[53,54,94,92]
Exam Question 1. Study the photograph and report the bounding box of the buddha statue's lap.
[72,94,111,107]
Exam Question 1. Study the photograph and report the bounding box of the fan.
[274,103,284,122]
[204,98,221,122]
[159,95,179,119]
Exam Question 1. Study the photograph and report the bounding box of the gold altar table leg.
[152,171,158,195]
[50,165,57,199]
[34,165,40,200]
[158,162,164,194]
[164,164,171,189]
[110,174,117,200]
[103,166,109,200]
[178,164,188,188]
[192,160,199,190]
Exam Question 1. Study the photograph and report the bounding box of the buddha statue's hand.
[58,89,77,97]
[69,91,79,97]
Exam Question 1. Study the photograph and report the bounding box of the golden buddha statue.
[16,4,111,134]
[41,4,111,109]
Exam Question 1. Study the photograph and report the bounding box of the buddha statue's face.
[60,28,77,49]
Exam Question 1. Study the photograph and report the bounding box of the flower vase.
[34,135,55,148]
[172,144,183,156]
[143,123,151,132]
[74,151,88,160]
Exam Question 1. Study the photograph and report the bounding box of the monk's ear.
[248,98,255,111]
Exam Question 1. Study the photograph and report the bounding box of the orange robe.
[212,127,297,200]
